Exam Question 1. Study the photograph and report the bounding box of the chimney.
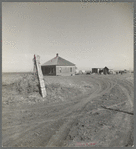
[56,53,58,57]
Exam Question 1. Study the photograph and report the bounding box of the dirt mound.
[2,73,41,105]
[2,74,86,105]
[14,74,82,102]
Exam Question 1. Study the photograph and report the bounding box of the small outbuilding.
[103,67,109,75]
[92,68,98,73]
[92,67,109,74]
[41,53,76,76]
[92,68,103,74]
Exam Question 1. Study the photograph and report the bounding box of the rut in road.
[46,78,117,147]
[3,77,113,147]
[66,77,133,147]
[2,76,134,147]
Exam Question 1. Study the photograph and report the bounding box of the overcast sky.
[2,2,134,72]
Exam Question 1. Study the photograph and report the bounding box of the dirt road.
[2,74,134,147]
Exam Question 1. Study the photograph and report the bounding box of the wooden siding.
[56,66,76,76]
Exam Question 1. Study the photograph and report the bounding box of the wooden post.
[34,54,47,98]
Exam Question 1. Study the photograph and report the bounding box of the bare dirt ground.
[2,73,134,147]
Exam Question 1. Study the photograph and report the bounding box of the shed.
[92,68,98,73]
[41,54,76,76]
[92,68,103,74]
[103,67,109,75]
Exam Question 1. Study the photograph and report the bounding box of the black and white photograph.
[2,1,134,147]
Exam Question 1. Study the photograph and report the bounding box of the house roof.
[42,54,75,66]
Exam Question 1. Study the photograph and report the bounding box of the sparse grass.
[14,73,39,95]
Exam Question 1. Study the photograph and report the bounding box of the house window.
[59,67,62,73]
[70,67,72,72]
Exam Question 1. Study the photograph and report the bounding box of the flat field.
[2,73,134,147]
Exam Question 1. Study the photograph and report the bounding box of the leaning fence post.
[34,54,47,98]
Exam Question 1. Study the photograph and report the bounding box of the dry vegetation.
[2,73,93,105]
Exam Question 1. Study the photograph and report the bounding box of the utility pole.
[33,54,47,98]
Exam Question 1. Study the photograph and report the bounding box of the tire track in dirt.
[2,76,133,147]
[79,77,134,147]
[118,84,133,108]
[2,78,98,114]
[64,77,133,147]
[21,78,115,147]
[2,78,101,147]
[2,81,98,129]
[3,77,104,147]
[46,77,117,147]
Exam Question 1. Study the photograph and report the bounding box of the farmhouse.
[41,54,76,76]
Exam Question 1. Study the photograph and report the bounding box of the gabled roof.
[42,55,75,66]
